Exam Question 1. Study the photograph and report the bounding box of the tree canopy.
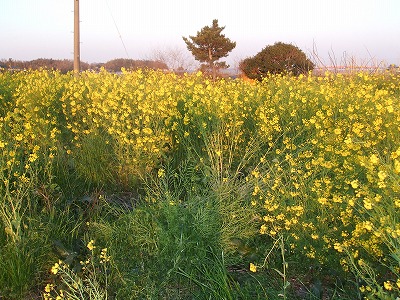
[240,42,315,80]
[103,59,168,72]
[183,19,236,79]
[0,58,167,73]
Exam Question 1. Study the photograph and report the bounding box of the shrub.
[240,42,314,80]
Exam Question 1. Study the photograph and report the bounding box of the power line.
[104,0,130,60]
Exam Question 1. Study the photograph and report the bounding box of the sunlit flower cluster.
[247,72,400,297]
[43,239,111,299]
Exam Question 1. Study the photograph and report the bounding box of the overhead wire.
[104,0,131,60]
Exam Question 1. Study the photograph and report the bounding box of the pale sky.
[1,0,399,67]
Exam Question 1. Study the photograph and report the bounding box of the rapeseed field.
[0,68,399,299]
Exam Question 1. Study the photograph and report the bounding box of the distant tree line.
[0,58,168,73]
[102,59,167,72]
[2,20,318,79]
[0,58,89,73]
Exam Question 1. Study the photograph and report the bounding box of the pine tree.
[183,19,236,79]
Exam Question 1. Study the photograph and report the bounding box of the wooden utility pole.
[74,0,80,75]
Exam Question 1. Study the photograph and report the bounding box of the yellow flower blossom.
[334,128,342,135]
[394,160,400,173]
[378,170,387,181]
[260,224,267,235]
[44,283,53,293]
[334,242,344,252]
[394,199,400,208]
[383,280,393,291]
[369,154,379,165]
[157,168,165,178]
[363,198,373,210]
[350,180,359,189]
[15,134,23,141]
[87,239,95,251]
[249,263,257,272]
[363,221,373,231]
[51,261,60,274]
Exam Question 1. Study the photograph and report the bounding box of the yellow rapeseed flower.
[311,233,319,240]
[370,154,379,165]
[350,180,359,189]
[383,280,393,291]
[318,197,328,205]
[377,170,387,181]
[259,224,267,235]
[157,168,165,178]
[87,239,95,251]
[394,199,400,208]
[363,221,373,231]
[51,261,60,274]
[394,160,400,173]
[334,128,342,135]
[44,283,53,293]
[15,134,23,141]
[249,263,257,272]
[363,198,373,210]
[334,242,344,252]
[100,248,110,263]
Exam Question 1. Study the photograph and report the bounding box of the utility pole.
[74,0,80,75]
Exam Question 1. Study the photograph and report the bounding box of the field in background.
[0,69,399,299]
